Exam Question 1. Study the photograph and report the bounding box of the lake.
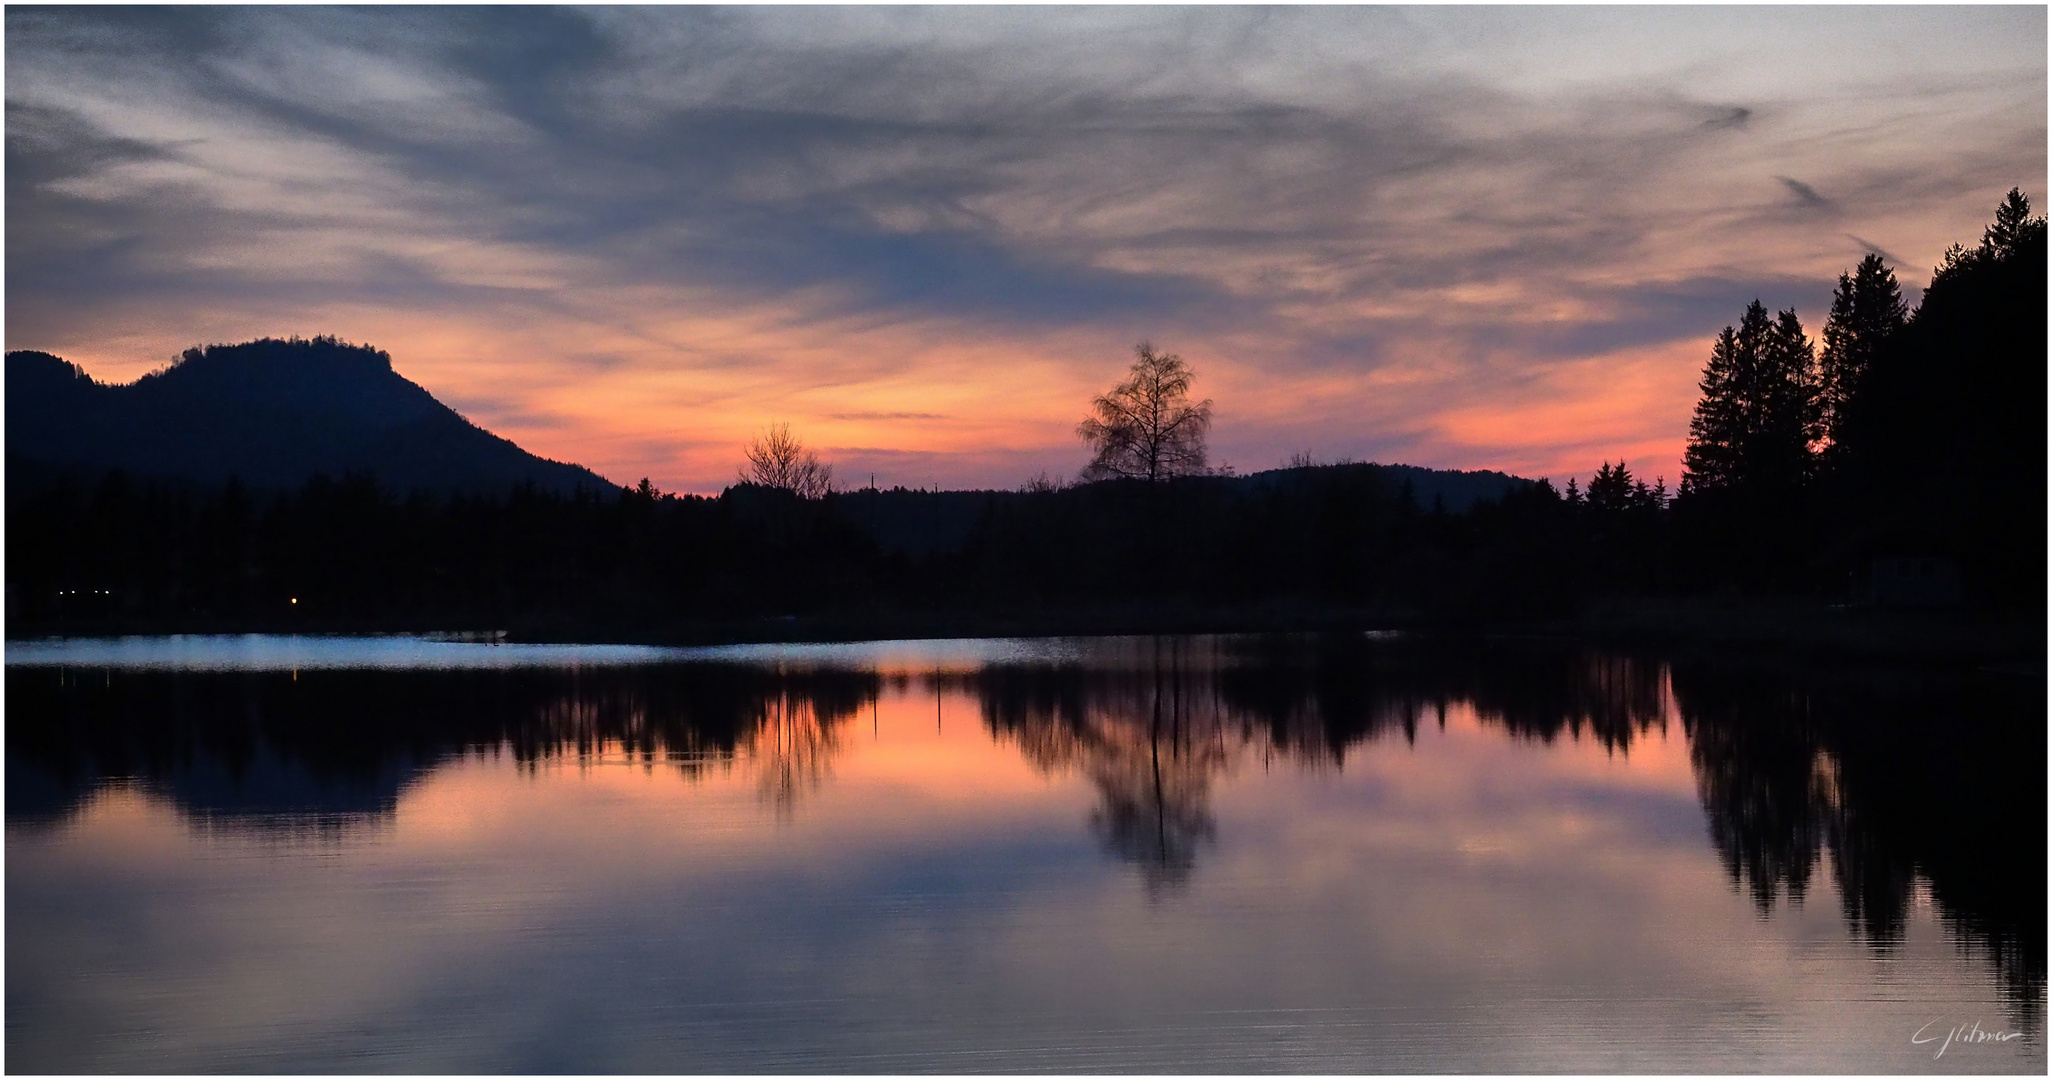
[6,633,2043,1073]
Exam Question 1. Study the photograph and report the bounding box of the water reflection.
[976,654,1228,896]
[7,634,2042,1020]
[969,638,1692,901]
[7,664,882,826]
[1674,659,2046,1016]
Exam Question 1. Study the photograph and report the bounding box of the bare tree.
[741,423,833,498]
[1077,342,1213,483]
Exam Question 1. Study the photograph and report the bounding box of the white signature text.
[1911,1018,2026,1059]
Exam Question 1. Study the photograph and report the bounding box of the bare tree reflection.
[1089,654,1230,897]
[978,641,1233,896]
[1085,726,1222,897]
[519,667,871,813]
[976,637,1701,895]
[744,686,848,815]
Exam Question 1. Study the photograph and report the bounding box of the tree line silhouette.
[1674,189,2045,603]
[5,191,2042,635]
[4,454,1635,633]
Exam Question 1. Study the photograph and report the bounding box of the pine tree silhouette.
[1818,254,1907,467]
[1982,187,2037,258]
[1760,307,1820,492]
[1682,301,1817,498]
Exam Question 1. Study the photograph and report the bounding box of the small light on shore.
[290,597,298,605]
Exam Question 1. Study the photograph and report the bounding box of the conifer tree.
[1982,187,2038,258]
[1828,188,2046,607]
[1759,307,1820,490]
[1924,189,2044,296]
[1587,460,1635,512]
[1682,309,1760,494]
[1817,254,1907,460]
[1680,328,1737,494]
[1681,301,1817,496]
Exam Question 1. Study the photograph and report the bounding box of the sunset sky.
[7,6,2044,494]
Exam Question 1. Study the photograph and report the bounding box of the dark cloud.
[1703,106,1752,130]
[0,9,1868,328]
[1846,234,1905,267]
[5,101,175,190]
[1776,176,1833,212]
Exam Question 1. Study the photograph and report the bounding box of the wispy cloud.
[830,412,949,422]
[1846,234,1906,268]
[1776,176,1833,211]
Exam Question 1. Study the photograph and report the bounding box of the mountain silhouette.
[6,337,612,496]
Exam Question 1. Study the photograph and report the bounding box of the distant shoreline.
[8,596,2041,669]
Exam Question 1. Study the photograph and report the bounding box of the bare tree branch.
[741,423,834,498]
[1077,343,1213,483]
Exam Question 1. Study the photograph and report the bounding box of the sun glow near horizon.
[7,7,2042,494]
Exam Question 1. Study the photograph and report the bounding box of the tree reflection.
[4,663,879,828]
[745,686,852,814]
[978,644,1230,897]
[7,636,2038,1013]
[1676,660,2044,1023]
[1209,634,1674,760]
[1086,734,1219,895]
[1813,750,1913,947]
[1686,701,1826,911]
[975,637,1680,894]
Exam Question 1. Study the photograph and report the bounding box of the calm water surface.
[7,633,2043,1072]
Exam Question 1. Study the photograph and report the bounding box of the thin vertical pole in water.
[1151,662,1166,869]
[1172,636,1181,755]
[936,663,942,736]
